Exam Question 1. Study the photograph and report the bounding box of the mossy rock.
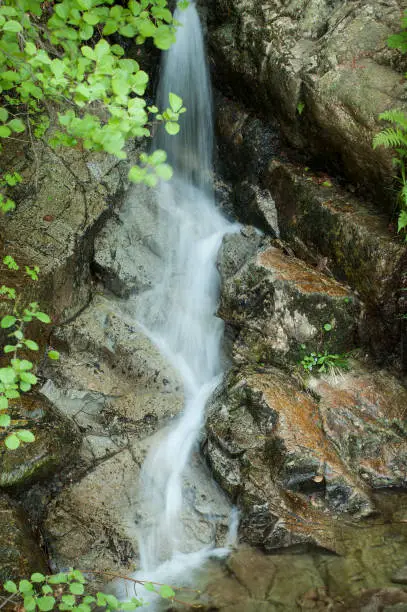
[0,493,47,581]
[0,393,80,489]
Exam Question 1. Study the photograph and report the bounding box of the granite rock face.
[218,231,359,368]
[209,0,407,202]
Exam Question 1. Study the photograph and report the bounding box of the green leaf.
[6,434,20,450]
[25,339,39,351]
[83,11,100,25]
[159,585,175,599]
[8,119,25,133]
[69,583,84,596]
[155,163,173,181]
[80,24,94,40]
[36,596,55,611]
[31,573,46,583]
[1,315,16,328]
[0,368,16,384]
[0,126,11,138]
[35,311,51,323]
[4,345,16,353]
[0,414,11,427]
[323,323,332,332]
[48,573,68,585]
[3,580,17,593]
[169,92,182,113]
[19,580,34,594]
[25,41,37,56]
[42,585,53,595]
[104,594,119,609]
[149,149,167,165]
[0,396,8,409]
[165,121,180,135]
[24,595,36,612]
[16,430,35,443]
[398,209,407,232]
[321,180,333,188]
[48,350,60,360]
[3,20,22,32]
[0,107,9,121]
[154,25,175,50]
[61,594,76,606]
[20,372,37,385]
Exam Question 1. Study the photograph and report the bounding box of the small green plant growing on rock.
[300,349,349,374]
[0,255,57,450]
[373,10,407,239]
[2,569,181,611]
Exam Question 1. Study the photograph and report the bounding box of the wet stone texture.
[208,0,407,203]
[0,393,79,490]
[0,494,48,582]
[219,231,359,368]
[204,362,407,555]
[266,161,407,361]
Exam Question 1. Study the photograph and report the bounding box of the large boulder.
[0,136,141,324]
[267,161,407,360]
[209,0,407,202]
[204,363,407,553]
[218,231,359,368]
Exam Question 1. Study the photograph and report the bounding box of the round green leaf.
[0,413,11,427]
[24,595,36,612]
[31,573,46,583]
[5,434,20,450]
[36,596,55,611]
[165,121,180,135]
[16,430,35,443]
[1,315,16,328]
[323,323,332,332]
[62,594,76,606]
[3,20,22,32]
[48,350,60,360]
[3,580,17,593]
[159,585,175,599]
[69,583,84,595]
[18,580,33,594]
[155,163,173,181]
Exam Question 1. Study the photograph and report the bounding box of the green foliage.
[2,569,178,611]
[0,260,57,450]
[300,349,350,374]
[373,12,407,239]
[0,0,185,202]
[296,101,305,115]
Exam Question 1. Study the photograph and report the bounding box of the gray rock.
[209,0,406,201]
[218,244,359,367]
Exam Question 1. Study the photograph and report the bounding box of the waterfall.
[126,0,238,594]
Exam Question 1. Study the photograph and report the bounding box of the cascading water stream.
[126,0,238,591]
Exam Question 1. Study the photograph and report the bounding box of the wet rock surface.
[267,161,407,358]
[0,393,79,489]
[219,231,359,368]
[0,494,47,581]
[205,359,407,554]
[0,137,141,324]
[209,0,407,201]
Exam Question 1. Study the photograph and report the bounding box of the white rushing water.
[127,0,238,596]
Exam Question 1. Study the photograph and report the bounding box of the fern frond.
[373,128,407,150]
[378,109,407,130]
